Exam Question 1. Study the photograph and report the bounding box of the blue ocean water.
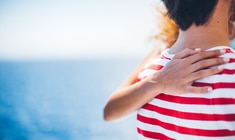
[0,58,142,140]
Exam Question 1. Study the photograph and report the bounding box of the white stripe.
[137,69,158,79]
[221,53,235,58]
[137,119,235,140]
[173,88,235,98]
[148,58,170,66]
[223,62,235,69]
[196,74,235,83]
[138,108,235,130]
[209,88,235,98]
[148,97,235,114]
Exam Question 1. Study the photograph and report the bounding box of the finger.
[184,86,213,93]
[188,57,229,73]
[184,65,224,83]
[173,48,201,59]
[185,49,226,64]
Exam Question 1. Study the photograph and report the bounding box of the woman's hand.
[148,48,229,94]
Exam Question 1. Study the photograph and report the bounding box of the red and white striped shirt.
[136,46,235,140]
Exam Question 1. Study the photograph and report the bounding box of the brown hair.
[150,3,179,50]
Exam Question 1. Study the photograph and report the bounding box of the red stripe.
[193,82,235,89]
[220,69,235,74]
[225,48,234,53]
[136,76,148,83]
[143,64,163,71]
[137,127,175,140]
[148,64,163,70]
[142,103,235,121]
[137,114,235,137]
[229,58,235,63]
[136,78,141,83]
[139,64,163,75]
[156,94,235,105]
[161,54,171,60]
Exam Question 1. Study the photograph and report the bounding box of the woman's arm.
[103,48,228,122]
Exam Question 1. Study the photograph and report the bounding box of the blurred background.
[0,0,156,139]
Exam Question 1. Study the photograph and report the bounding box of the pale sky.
[0,0,159,60]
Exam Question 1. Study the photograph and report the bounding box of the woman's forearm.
[103,78,162,121]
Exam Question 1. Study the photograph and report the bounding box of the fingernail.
[220,49,226,54]
[207,87,213,92]
[223,58,230,62]
[217,65,224,70]
[194,48,201,52]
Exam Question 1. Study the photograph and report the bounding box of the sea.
[0,58,143,140]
